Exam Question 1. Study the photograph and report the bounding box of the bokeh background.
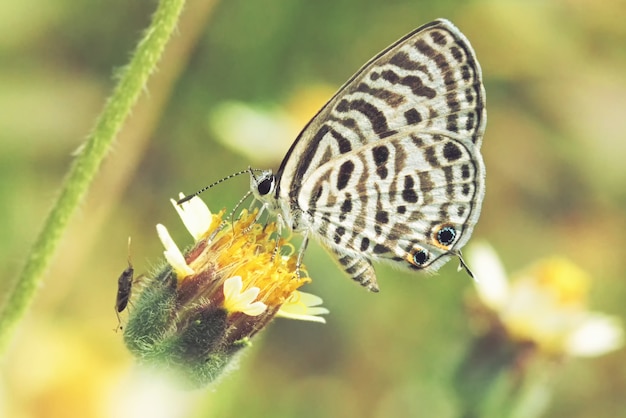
[1,0,626,417]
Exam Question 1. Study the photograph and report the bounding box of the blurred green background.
[1,0,626,417]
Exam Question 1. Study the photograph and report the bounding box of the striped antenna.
[177,169,252,205]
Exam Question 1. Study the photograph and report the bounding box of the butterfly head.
[250,169,278,205]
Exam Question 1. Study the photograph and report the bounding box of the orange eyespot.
[432,224,457,249]
[407,248,429,267]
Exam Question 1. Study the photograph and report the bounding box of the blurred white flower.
[467,243,623,357]
[207,85,336,165]
[210,102,297,164]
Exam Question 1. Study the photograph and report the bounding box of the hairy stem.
[0,0,187,355]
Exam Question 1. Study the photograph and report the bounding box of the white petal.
[565,314,624,357]
[241,301,267,317]
[294,291,324,307]
[466,243,510,310]
[156,224,194,277]
[275,291,329,323]
[275,310,327,324]
[222,276,267,316]
[223,275,243,300]
[170,194,212,241]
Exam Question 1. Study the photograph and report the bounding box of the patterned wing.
[297,130,485,276]
[276,19,486,205]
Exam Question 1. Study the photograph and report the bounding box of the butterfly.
[185,19,486,292]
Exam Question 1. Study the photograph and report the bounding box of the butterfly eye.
[436,225,457,247]
[257,176,275,196]
[411,249,430,266]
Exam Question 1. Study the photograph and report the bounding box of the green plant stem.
[0,0,186,356]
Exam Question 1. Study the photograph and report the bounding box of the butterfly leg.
[328,247,380,292]
[270,212,287,262]
[295,229,310,279]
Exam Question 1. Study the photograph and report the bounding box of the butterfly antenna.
[247,166,268,183]
[177,169,250,205]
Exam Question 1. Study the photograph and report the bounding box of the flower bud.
[121,195,328,388]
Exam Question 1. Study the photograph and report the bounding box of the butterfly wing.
[275,19,486,206]
[273,19,486,289]
[297,130,485,280]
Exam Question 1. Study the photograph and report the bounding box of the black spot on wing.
[429,30,447,46]
[450,45,464,63]
[447,114,459,133]
[373,243,391,254]
[461,164,470,179]
[402,175,419,203]
[404,108,422,125]
[375,210,389,224]
[340,195,352,216]
[337,160,355,191]
[443,141,462,162]
[461,65,471,82]
[334,226,346,244]
[372,145,389,179]
[446,92,460,112]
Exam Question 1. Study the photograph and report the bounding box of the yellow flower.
[467,243,623,357]
[122,194,328,388]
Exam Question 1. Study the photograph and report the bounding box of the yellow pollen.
[529,258,589,306]
[185,208,310,308]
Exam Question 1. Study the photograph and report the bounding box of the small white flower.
[222,276,267,316]
[170,193,213,241]
[466,242,624,357]
[156,224,194,277]
[276,291,329,323]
